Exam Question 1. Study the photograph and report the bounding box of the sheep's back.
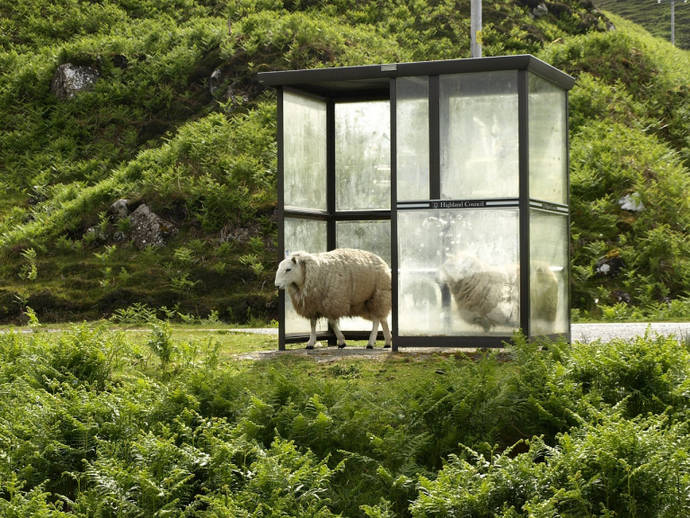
[298,249,391,320]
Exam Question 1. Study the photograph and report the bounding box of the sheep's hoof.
[305,345,315,350]
[366,344,374,350]
[384,344,391,349]
[337,343,347,349]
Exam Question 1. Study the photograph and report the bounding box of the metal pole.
[671,0,675,46]
[471,0,482,57]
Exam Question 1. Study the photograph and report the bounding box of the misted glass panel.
[440,71,519,199]
[283,91,327,210]
[283,217,328,334]
[398,208,520,336]
[336,220,392,332]
[529,74,567,204]
[529,210,568,335]
[335,101,390,210]
[396,77,429,201]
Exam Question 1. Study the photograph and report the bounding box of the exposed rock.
[533,3,549,18]
[112,54,128,69]
[51,63,100,99]
[84,226,102,242]
[209,68,223,95]
[128,204,177,249]
[618,192,645,212]
[595,255,625,277]
[27,185,48,205]
[611,289,632,304]
[109,198,130,219]
[518,0,541,7]
[219,223,251,244]
[544,2,571,17]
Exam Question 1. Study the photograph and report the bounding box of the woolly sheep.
[440,254,558,332]
[274,248,392,349]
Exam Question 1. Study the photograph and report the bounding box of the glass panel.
[440,71,519,199]
[396,77,429,201]
[283,91,327,210]
[529,74,567,204]
[530,210,568,335]
[336,220,392,332]
[398,208,519,336]
[335,101,391,210]
[283,217,328,334]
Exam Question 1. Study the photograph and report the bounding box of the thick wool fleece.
[442,255,558,331]
[287,248,391,322]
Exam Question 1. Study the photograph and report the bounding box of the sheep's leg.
[381,319,392,348]
[367,319,380,349]
[329,319,346,348]
[306,318,318,349]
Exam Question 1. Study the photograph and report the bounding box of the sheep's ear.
[291,256,297,264]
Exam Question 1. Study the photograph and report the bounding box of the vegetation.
[594,0,690,50]
[0,0,688,324]
[1,325,689,516]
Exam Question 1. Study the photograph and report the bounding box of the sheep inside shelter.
[440,253,558,332]
[274,248,392,349]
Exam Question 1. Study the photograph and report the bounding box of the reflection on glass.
[336,220,392,331]
[396,77,429,201]
[529,74,567,204]
[283,91,327,210]
[440,71,519,199]
[530,210,568,335]
[284,218,328,334]
[336,101,390,210]
[398,209,519,336]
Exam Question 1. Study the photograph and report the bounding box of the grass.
[594,0,690,49]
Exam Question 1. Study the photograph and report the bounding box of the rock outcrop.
[128,204,177,249]
[51,63,100,99]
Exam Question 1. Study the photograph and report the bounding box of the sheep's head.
[441,254,482,283]
[274,254,305,289]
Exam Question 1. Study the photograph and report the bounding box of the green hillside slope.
[0,0,688,323]
[594,0,690,49]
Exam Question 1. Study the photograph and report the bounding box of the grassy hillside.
[0,0,688,324]
[594,0,690,49]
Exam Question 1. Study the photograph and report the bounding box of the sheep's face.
[274,255,305,289]
[441,254,481,282]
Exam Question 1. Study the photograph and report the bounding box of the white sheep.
[274,248,392,349]
[440,254,558,332]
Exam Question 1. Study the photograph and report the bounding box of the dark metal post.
[429,76,440,200]
[277,88,286,350]
[327,99,337,346]
[565,90,572,344]
[390,78,399,352]
[518,71,531,338]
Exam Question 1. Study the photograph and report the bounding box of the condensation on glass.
[529,74,567,204]
[335,220,392,331]
[283,91,327,211]
[335,101,391,211]
[530,210,569,335]
[283,217,328,334]
[397,208,520,336]
[440,71,519,200]
[396,77,429,201]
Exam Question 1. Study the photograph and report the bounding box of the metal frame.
[265,56,574,350]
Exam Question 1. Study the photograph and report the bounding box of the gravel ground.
[231,322,690,361]
[233,322,690,343]
[571,322,690,343]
